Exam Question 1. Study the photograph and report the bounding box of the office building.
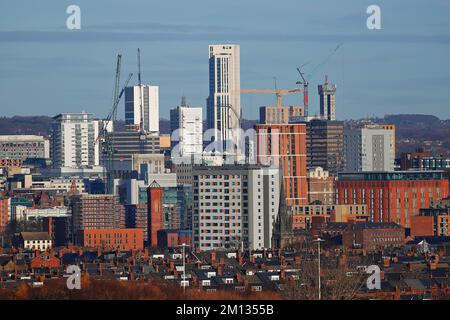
[259,105,305,124]
[318,75,336,121]
[255,123,307,206]
[124,85,159,132]
[336,171,449,228]
[192,165,280,251]
[344,124,395,172]
[341,222,404,251]
[50,113,100,169]
[305,119,344,175]
[79,228,144,250]
[400,148,450,171]
[291,203,368,229]
[107,130,160,179]
[170,98,203,162]
[206,44,241,154]
[0,135,49,168]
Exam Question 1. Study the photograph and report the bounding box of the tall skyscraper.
[206,44,241,154]
[51,113,100,169]
[318,76,336,121]
[124,85,159,132]
[170,97,203,162]
[344,124,396,172]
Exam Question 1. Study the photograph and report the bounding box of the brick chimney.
[294,255,301,265]
[383,256,390,267]
[211,251,216,263]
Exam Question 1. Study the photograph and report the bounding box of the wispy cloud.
[1,30,450,45]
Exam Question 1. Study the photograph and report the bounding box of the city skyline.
[1,0,450,120]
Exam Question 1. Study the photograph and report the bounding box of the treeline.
[0,278,281,300]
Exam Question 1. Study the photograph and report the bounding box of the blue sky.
[1,0,449,120]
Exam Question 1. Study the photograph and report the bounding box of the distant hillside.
[0,116,52,136]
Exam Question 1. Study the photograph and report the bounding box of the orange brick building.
[79,228,144,250]
[336,171,449,228]
[255,124,307,205]
[0,197,10,231]
[147,182,164,248]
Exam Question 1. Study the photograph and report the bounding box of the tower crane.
[137,48,146,154]
[239,88,303,108]
[296,43,343,117]
[98,54,133,194]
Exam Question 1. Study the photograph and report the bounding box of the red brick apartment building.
[79,228,144,250]
[255,124,307,206]
[336,171,449,228]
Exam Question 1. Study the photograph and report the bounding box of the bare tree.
[282,252,368,300]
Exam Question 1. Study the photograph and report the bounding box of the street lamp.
[179,243,189,294]
[313,238,325,300]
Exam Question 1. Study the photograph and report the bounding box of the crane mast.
[99,54,133,194]
[137,48,146,154]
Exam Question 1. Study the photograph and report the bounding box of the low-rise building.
[340,222,404,251]
[411,208,450,237]
[78,228,144,250]
[15,232,52,251]
[291,203,368,229]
